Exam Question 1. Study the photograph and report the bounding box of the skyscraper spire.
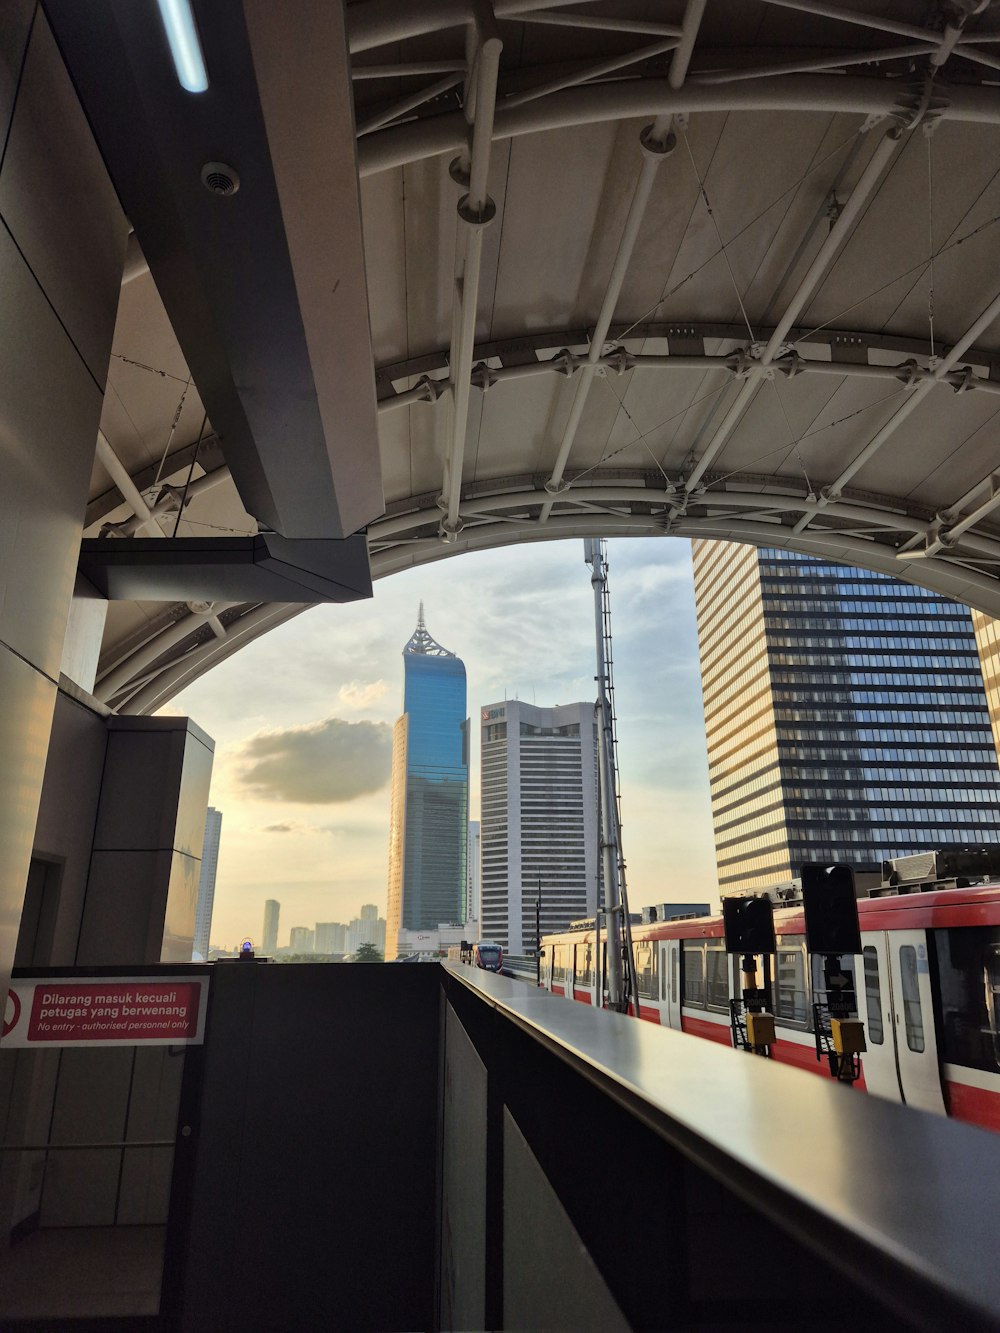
[403,605,455,657]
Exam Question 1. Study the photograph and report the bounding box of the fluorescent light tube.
[157,0,208,94]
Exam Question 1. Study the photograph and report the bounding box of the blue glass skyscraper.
[386,607,469,958]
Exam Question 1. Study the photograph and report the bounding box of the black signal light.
[722,895,776,955]
[801,863,862,955]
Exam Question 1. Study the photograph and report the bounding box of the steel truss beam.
[375,345,1000,414]
[108,468,1000,714]
[358,76,1000,176]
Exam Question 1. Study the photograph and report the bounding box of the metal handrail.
[0,1140,175,1151]
[443,962,1000,1332]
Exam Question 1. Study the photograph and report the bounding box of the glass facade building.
[693,541,1000,894]
[385,609,469,959]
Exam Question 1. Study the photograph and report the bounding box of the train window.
[899,946,925,1053]
[575,940,593,988]
[863,948,884,1045]
[682,943,705,1008]
[775,941,808,1026]
[706,945,729,1012]
[552,946,567,986]
[636,943,657,1000]
[670,946,678,1006]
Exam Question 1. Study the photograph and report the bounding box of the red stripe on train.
[945,1079,1000,1132]
[681,1014,732,1045]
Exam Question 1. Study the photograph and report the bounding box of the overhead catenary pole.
[585,538,641,1015]
[536,871,542,987]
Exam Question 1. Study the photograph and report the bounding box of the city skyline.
[167,539,716,950]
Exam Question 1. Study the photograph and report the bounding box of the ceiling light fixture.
[156,0,208,93]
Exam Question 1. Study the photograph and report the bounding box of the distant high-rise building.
[480,700,601,953]
[315,921,346,953]
[192,806,222,961]
[466,821,481,926]
[346,911,386,955]
[693,541,1000,893]
[263,899,280,955]
[385,607,469,960]
[289,926,314,954]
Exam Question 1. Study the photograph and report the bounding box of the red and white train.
[541,879,1000,1133]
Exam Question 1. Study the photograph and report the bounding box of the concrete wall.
[0,1,127,999]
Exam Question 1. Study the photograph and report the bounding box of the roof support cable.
[438,2,502,543]
[796,284,1000,537]
[538,0,706,523]
[682,126,902,496]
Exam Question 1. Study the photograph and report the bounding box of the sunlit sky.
[167,537,719,951]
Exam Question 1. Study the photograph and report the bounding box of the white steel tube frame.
[682,127,901,495]
[440,5,502,541]
[800,286,1000,535]
[538,0,707,522]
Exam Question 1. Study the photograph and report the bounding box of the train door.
[662,940,682,1030]
[858,932,946,1113]
[887,931,946,1114]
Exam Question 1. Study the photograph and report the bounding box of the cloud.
[337,679,389,711]
[237,717,392,804]
[263,821,299,833]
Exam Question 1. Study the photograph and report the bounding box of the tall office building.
[467,821,481,927]
[315,921,347,953]
[262,899,280,955]
[693,541,1000,893]
[972,611,1000,767]
[480,700,601,953]
[289,926,315,954]
[385,608,469,960]
[191,807,222,961]
[346,907,386,955]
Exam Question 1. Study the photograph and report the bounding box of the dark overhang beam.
[47,0,384,540]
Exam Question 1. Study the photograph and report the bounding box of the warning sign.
[1,977,208,1048]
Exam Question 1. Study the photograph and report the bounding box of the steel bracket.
[949,365,976,394]
[470,361,498,392]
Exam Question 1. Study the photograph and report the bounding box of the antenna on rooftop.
[404,603,455,657]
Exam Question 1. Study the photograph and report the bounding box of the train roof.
[543,880,1000,944]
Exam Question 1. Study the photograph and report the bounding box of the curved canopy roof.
[60,0,1000,711]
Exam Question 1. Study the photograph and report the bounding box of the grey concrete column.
[0,4,127,991]
[76,717,215,965]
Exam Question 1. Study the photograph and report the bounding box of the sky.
[167,536,719,950]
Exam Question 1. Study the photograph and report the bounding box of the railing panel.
[442,963,1000,1332]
